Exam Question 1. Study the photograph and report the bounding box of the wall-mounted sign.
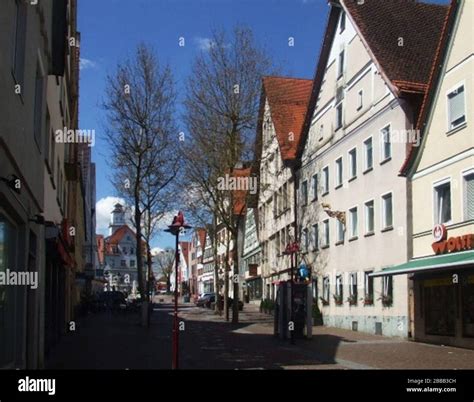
[433,224,447,242]
[432,226,474,255]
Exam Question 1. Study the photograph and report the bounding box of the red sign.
[432,227,474,255]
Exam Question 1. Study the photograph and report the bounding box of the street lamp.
[282,241,299,345]
[164,211,191,370]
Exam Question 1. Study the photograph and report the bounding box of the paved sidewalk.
[46,298,474,370]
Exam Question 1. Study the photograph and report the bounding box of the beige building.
[392,0,474,349]
[297,0,448,337]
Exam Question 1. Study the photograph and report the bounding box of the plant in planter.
[363,294,374,305]
[346,294,357,306]
[319,296,329,306]
[380,294,393,307]
[333,294,343,306]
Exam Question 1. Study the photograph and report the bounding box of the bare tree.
[154,247,175,292]
[103,43,178,324]
[182,26,274,323]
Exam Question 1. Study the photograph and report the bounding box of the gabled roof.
[344,0,449,93]
[297,0,449,161]
[106,225,145,247]
[399,0,459,176]
[261,76,313,161]
[232,167,252,215]
[195,228,207,250]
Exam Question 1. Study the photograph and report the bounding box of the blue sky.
[78,0,449,249]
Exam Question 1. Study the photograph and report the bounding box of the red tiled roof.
[105,226,146,252]
[343,0,449,92]
[232,167,252,215]
[195,228,207,250]
[262,76,313,161]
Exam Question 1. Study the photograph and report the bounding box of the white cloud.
[80,58,97,70]
[150,247,164,256]
[194,37,215,51]
[96,196,126,235]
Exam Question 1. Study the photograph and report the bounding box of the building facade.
[296,0,448,337]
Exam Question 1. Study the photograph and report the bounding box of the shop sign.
[432,226,474,255]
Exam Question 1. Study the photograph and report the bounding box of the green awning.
[370,250,474,277]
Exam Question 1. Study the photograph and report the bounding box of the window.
[348,148,357,179]
[464,173,474,220]
[382,276,393,306]
[364,271,374,304]
[340,12,346,32]
[365,200,375,234]
[336,219,344,243]
[33,63,45,150]
[313,224,319,250]
[130,260,135,268]
[447,84,466,130]
[121,260,126,267]
[349,207,358,238]
[12,0,27,88]
[381,193,393,229]
[312,278,318,300]
[301,180,308,206]
[322,166,329,194]
[335,275,343,304]
[364,137,373,171]
[434,181,451,224]
[0,215,18,367]
[338,50,345,79]
[322,219,330,247]
[380,125,391,161]
[302,228,309,251]
[335,157,343,187]
[357,89,363,110]
[323,277,330,303]
[336,102,343,130]
[349,272,358,304]
[311,174,318,201]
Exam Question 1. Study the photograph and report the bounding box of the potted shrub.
[347,294,357,306]
[363,294,374,305]
[319,296,329,306]
[380,294,393,307]
[333,294,343,306]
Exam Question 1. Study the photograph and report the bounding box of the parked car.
[196,293,215,307]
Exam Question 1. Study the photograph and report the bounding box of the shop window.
[382,276,393,306]
[0,215,19,367]
[462,275,474,337]
[424,278,456,336]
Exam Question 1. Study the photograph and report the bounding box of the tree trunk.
[232,240,239,324]
[224,244,230,322]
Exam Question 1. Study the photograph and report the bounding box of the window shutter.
[466,174,474,220]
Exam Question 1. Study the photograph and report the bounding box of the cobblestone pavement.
[47,297,474,370]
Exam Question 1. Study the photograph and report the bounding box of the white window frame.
[322,165,329,195]
[432,177,452,225]
[363,135,373,171]
[348,147,357,179]
[446,81,467,132]
[380,124,392,162]
[364,199,375,234]
[349,206,358,238]
[335,156,343,188]
[381,192,393,230]
[462,168,474,221]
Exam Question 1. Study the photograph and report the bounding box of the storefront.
[373,225,474,349]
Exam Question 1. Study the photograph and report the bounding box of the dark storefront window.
[248,278,262,301]
[0,215,17,367]
[424,278,456,336]
[462,275,474,337]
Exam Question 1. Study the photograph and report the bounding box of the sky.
[78,0,449,249]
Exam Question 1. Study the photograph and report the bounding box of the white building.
[296,0,448,337]
[256,76,312,301]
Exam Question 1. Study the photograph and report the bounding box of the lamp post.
[283,241,299,345]
[164,211,191,370]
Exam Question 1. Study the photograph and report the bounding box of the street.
[46,297,474,370]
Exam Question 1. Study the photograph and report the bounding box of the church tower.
[109,203,125,235]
